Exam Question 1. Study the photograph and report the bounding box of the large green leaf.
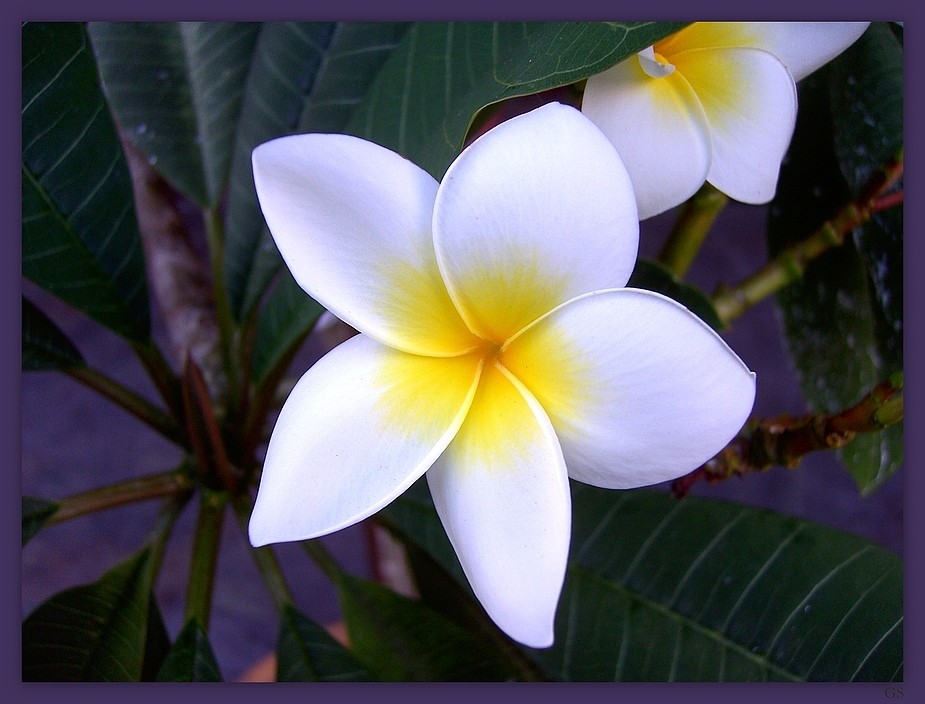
[21,297,85,371]
[335,572,521,681]
[22,549,160,681]
[224,22,410,320]
[275,604,373,682]
[232,22,681,337]
[384,481,902,682]
[348,22,686,179]
[155,618,223,682]
[829,22,903,368]
[88,22,260,208]
[22,22,150,342]
[769,56,902,494]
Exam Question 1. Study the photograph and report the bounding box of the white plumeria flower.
[581,21,870,219]
[248,103,756,647]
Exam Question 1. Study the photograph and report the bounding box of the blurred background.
[20,199,903,680]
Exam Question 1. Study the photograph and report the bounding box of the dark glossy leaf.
[275,604,372,682]
[22,549,157,681]
[540,486,902,681]
[829,23,903,192]
[385,482,902,682]
[225,22,410,320]
[155,618,223,682]
[336,571,520,681]
[22,22,150,342]
[378,511,549,682]
[829,22,903,367]
[348,22,686,179]
[22,496,59,546]
[769,67,902,494]
[228,23,681,323]
[627,259,725,331]
[88,22,260,207]
[251,269,325,385]
[22,297,85,371]
[141,598,171,681]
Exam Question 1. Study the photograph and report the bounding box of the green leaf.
[275,604,373,682]
[21,297,85,371]
[141,598,172,681]
[22,496,59,546]
[829,23,903,193]
[251,269,325,386]
[22,22,150,342]
[543,486,902,681]
[88,22,260,207]
[627,259,725,331]
[348,22,686,179]
[385,483,902,682]
[336,571,521,681]
[224,22,410,320]
[829,22,903,367]
[769,68,902,494]
[22,549,160,681]
[155,618,223,682]
[378,512,549,682]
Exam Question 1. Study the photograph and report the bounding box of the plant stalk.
[203,205,240,408]
[231,493,294,610]
[184,488,228,631]
[47,466,195,525]
[65,363,185,446]
[131,340,187,429]
[712,150,903,325]
[144,493,191,582]
[672,372,904,496]
[657,182,728,279]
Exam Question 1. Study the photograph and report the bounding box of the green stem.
[231,493,294,610]
[657,182,728,279]
[241,334,310,474]
[712,203,861,325]
[184,488,227,631]
[204,206,240,407]
[47,466,195,525]
[300,538,344,585]
[65,363,185,446]
[132,340,185,426]
[711,150,903,326]
[144,493,191,584]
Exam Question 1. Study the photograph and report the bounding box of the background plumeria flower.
[581,22,870,219]
[248,103,756,647]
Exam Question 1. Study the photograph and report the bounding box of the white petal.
[427,363,571,648]
[659,22,869,82]
[674,46,797,204]
[434,102,639,341]
[249,335,481,546]
[502,289,756,489]
[252,134,479,356]
[582,58,712,219]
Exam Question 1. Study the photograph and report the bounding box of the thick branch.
[672,372,903,497]
[119,127,225,398]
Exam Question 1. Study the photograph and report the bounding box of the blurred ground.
[20,200,902,680]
